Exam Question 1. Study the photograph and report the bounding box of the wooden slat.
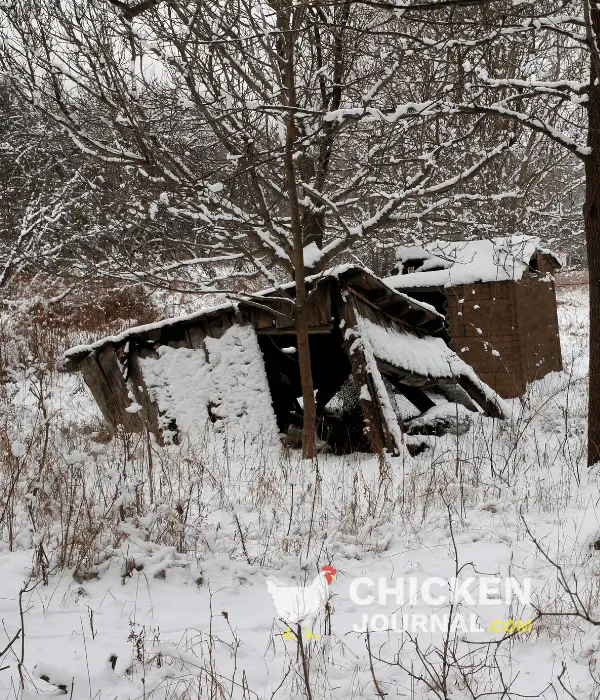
[252,309,277,330]
[393,382,437,414]
[350,288,414,334]
[187,325,207,349]
[146,328,162,342]
[128,349,163,443]
[456,375,505,419]
[435,379,479,412]
[375,359,422,386]
[275,300,295,329]
[97,346,143,432]
[256,325,333,335]
[307,283,332,326]
[207,314,232,339]
[80,353,118,433]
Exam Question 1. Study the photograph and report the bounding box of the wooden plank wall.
[90,310,247,437]
[446,281,525,398]
[446,275,562,398]
[514,275,562,383]
[250,284,332,333]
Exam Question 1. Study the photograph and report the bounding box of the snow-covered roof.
[385,236,557,290]
[354,312,508,418]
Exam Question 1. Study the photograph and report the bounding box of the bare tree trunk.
[586,8,600,466]
[282,5,317,459]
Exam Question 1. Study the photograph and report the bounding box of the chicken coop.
[385,236,562,399]
[62,265,507,456]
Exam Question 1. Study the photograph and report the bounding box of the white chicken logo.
[266,565,337,640]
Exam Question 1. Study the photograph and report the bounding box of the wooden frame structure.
[62,266,507,456]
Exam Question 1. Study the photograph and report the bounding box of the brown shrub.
[2,278,159,370]
[29,281,158,334]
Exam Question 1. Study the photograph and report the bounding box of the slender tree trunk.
[282,6,317,459]
[585,5,600,466]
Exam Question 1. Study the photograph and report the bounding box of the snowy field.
[1,285,599,699]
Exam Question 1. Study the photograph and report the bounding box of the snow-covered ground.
[1,285,599,699]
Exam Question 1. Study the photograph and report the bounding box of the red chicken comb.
[322,565,336,575]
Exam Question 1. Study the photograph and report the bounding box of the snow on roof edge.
[64,299,238,359]
[386,235,557,290]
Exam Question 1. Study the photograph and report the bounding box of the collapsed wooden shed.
[385,236,562,399]
[62,266,507,456]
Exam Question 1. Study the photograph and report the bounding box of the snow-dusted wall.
[138,324,279,444]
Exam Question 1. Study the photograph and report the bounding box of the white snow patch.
[139,324,279,443]
[303,242,322,268]
[11,440,25,458]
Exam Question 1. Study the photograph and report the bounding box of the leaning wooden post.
[334,292,403,458]
[79,345,143,433]
[80,353,118,433]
